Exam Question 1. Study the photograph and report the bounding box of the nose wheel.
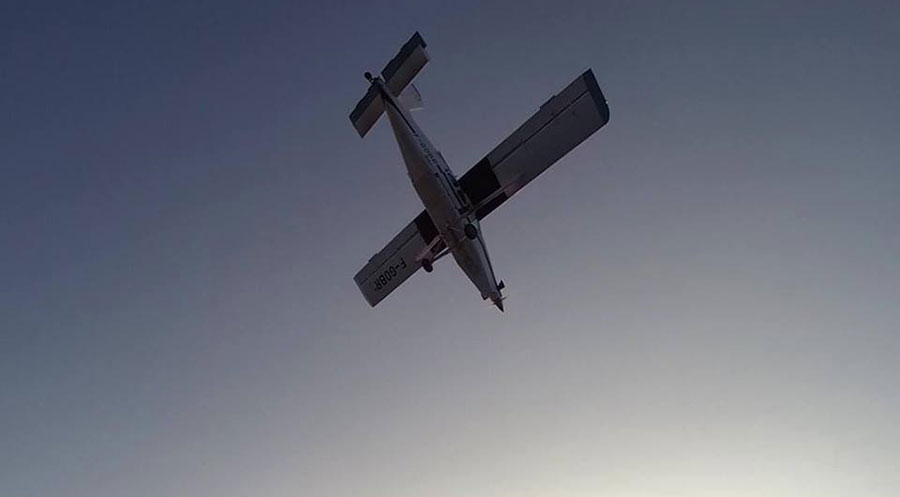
[464,223,478,240]
[421,259,433,273]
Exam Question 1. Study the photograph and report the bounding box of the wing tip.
[410,31,426,49]
[581,69,610,126]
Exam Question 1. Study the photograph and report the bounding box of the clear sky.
[2,1,899,496]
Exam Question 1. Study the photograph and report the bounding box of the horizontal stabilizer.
[349,86,384,138]
[349,32,430,138]
[382,32,429,95]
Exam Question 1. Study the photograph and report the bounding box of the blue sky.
[2,1,899,496]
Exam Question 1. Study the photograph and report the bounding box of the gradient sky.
[3,1,899,496]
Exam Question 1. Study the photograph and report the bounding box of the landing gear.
[464,223,478,240]
[421,259,433,273]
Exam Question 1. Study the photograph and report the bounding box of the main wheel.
[464,223,478,240]
[422,259,433,273]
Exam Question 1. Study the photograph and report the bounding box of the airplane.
[351,32,609,312]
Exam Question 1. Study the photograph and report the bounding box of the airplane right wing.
[458,69,610,219]
[354,210,445,307]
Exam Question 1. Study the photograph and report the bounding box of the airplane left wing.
[354,210,444,307]
[458,69,610,219]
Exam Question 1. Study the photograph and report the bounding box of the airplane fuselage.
[374,78,504,310]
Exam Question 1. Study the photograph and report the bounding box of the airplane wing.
[458,69,610,219]
[354,210,445,307]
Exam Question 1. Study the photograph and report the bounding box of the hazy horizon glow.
[2,1,899,496]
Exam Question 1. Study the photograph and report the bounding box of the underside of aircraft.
[350,32,610,311]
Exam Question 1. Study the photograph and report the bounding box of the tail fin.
[398,83,423,110]
[349,32,429,138]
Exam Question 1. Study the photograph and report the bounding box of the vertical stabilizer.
[398,83,423,111]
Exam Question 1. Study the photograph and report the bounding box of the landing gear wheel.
[422,259,433,273]
[464,223,478,240]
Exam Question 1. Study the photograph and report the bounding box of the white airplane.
[351,32,609,311]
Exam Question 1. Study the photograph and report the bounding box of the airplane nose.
[493,296,504,312]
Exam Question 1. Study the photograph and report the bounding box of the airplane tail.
[398,83,424,111]
[349,32,429,138]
